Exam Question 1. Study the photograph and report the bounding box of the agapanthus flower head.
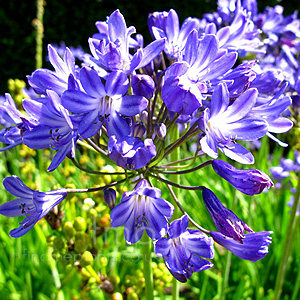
[154,215,214,282]
[202,187,253,243]
[212,159,274,195]
[0,176,67,238]
[110,180,174,244]
[210,230,272,262]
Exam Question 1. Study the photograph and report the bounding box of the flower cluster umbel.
[1,0,298,282]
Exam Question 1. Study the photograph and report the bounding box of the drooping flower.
[202,187,253,243]
[0,176,67,238]
[198,82,268,164]
[212,159,274,195]
[110,180,174,244]
[154,215,214,282]
[210,230,272,262]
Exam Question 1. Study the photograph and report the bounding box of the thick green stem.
[274,171,300,300]
[142,232,154,300]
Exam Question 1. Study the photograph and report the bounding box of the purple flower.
[154,215,214,282]
[110,180,174,244]
[202,188,253,243]
[28,44,79,96]
[212,159,274,195]
[61,67,148,138]
[108,135,156,170]
[162,32,237,115]
[198,83,268,164]
[88,9,165,74]
[149,9,200,61]
[22,90,79,172]
[131,74,155,99]
[210,231,272,262]
[0,176,67,238]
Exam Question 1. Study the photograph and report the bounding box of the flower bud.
[80,251,94,267]
[140,110,148,125]
[202,187,253,243]
[104,188,117,210]
[131,74,155,99]
[154,123,167,141]
[63,221,76,239]
[134,122,146,138]
[74,216,87,232]
[212,160,274,195]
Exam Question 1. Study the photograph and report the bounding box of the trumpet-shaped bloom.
[61,67,148,138]
[0,176,67,238]
[198,83,268,164]
[110,180,174,244]
[162,32,237,115]
[22,90,79,172]
[28,44,79,96]
[154,215,214,282]
[88,9,165,74]
[210,230,272,262]
[202,187,253,243]
[212,159,274,195]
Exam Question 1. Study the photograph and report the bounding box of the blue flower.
[28,44,79,96]
[212,159,274,195]
[61,67,148,138]
[149,9,200,61]
[22,90,79,172]
[198,83,268,164]
[202,187,253,243]
[154,215,214,282]
[108,135,156,170]
[162,32,237,115]
[0,176,67,238]
[88,9,165,74]
[110,180,174,244]
[210,230,272,262]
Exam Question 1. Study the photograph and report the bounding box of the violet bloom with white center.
[108,135,156,170]
[249,83,293,147]
[61,67,148,139]
[149,9,200,61]
[28,44,79,96]
[212,159,274,195]
[210,230,272,262]
[154,215,214,282]
[110,180,174,244]
[162,32,237,115]
[22,90,78,172]
[202,187,253,243]
[0,176,67,238]
[198,83,268,164]
[88,9,165,74]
